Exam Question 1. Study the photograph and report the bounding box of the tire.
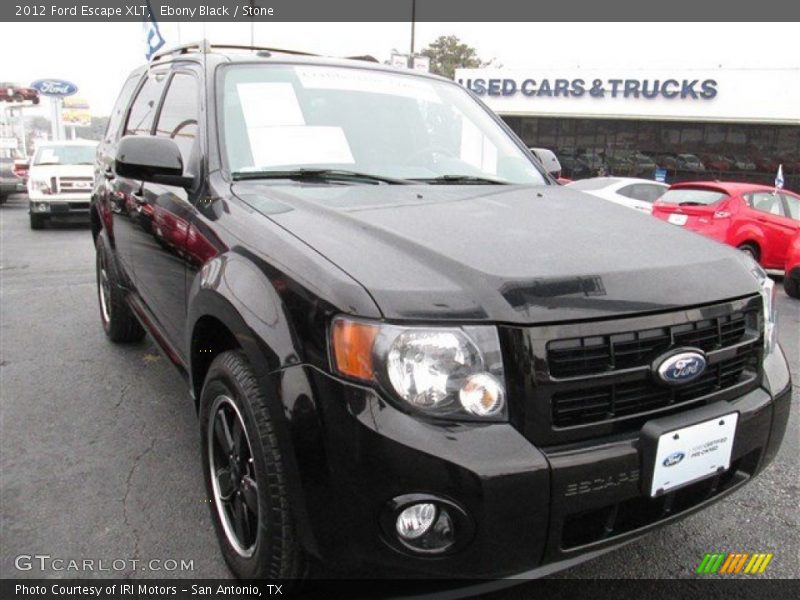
[0,194,7,205]
[30,214,46,229]
[200,350,307,581]
[737,242,760,263]
[785,271,800,299]
[95,235,145,342]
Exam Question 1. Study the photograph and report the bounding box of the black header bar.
[3,0,800,22]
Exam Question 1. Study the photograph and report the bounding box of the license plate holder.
[640,403,739,497]
[668,213,688,226]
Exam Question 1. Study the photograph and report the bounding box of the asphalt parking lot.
[0,191,798,586]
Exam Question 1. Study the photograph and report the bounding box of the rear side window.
[618,183,667,203]
[124,71,168,136]
[782,194,799,220]
[155,73,199,165]
[746,192,784,216]
[105,75,141,144]
[659,188,727,205]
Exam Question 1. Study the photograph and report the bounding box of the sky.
[0,21,798,116]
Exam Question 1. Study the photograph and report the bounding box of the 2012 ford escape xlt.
[91,42,791,581]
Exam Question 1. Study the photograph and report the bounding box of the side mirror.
[115,135,194,188]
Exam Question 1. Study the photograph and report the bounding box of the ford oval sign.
[662,451,685,467]
[656,350,707,385]
[30,79,78,97]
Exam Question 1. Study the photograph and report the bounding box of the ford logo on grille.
[663,451,685,467]
[655,350,707,385]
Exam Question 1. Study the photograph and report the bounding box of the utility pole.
[409,0,416,61]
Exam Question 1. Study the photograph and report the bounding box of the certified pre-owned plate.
[649,412,738,497]
[668,213,688,226]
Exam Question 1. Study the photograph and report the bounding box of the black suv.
[91,42,791,581]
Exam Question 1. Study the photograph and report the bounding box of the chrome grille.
[57,176,93,194]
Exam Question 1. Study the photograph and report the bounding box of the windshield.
[33,145,96,166]
[658,188,728,205]
[221,65,547,185]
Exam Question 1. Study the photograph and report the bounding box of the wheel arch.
[186,256,323,555]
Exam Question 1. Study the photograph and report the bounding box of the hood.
[233,183,760,324]
[28,164,93,179]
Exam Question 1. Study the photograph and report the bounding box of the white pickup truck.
[27,140,97,229]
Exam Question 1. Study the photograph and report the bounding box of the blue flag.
[775,164,784,190]
[142,1,165,60]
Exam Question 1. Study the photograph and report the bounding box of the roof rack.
[150,40,318,63]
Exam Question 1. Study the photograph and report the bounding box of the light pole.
[409,0,416,60]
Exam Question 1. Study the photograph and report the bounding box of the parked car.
[604,154,636,176]
[92,43,790,583]
[702,154,733,171]
[655,153,679,170]
[558,155,591,179]
[676,154,706,172]
[27,140,97,229]
[783,233,800,298]
[0,83,40,104]
[728,155,756,172]
[652,182,800,269]
[568,177,668,213]
[13,157,29,184]
[578,150,607,175]
[0,157,25,203]
[755,156,780,173]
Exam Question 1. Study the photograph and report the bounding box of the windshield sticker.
[38,149,59,164]
[246,125,355,169]
[237,82,305,127]
[295,67,441,104]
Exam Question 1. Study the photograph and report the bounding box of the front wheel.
[200,351,307,581]
[30,214,46,229]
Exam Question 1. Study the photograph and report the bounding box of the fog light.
[395,503,455,552]
[396,503,436,540]
[459,372,504,417]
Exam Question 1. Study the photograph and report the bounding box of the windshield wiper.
[231,168,410,185]
[411,174,509,185]
[678,201,706,206]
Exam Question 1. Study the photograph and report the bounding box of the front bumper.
[29,196,91,219]
[273,346,791,578]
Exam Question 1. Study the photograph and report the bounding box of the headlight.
[30,177,52,195]
[751,263,777,353]
[330,317,506,421]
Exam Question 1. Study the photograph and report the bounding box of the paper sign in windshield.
[247,126,355,169]
[237,82,305,127]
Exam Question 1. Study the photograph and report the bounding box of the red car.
[784,233,800,298]
[652,181,800,269]
[0,84,40,104]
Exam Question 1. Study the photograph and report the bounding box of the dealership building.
[456,65,800,191]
